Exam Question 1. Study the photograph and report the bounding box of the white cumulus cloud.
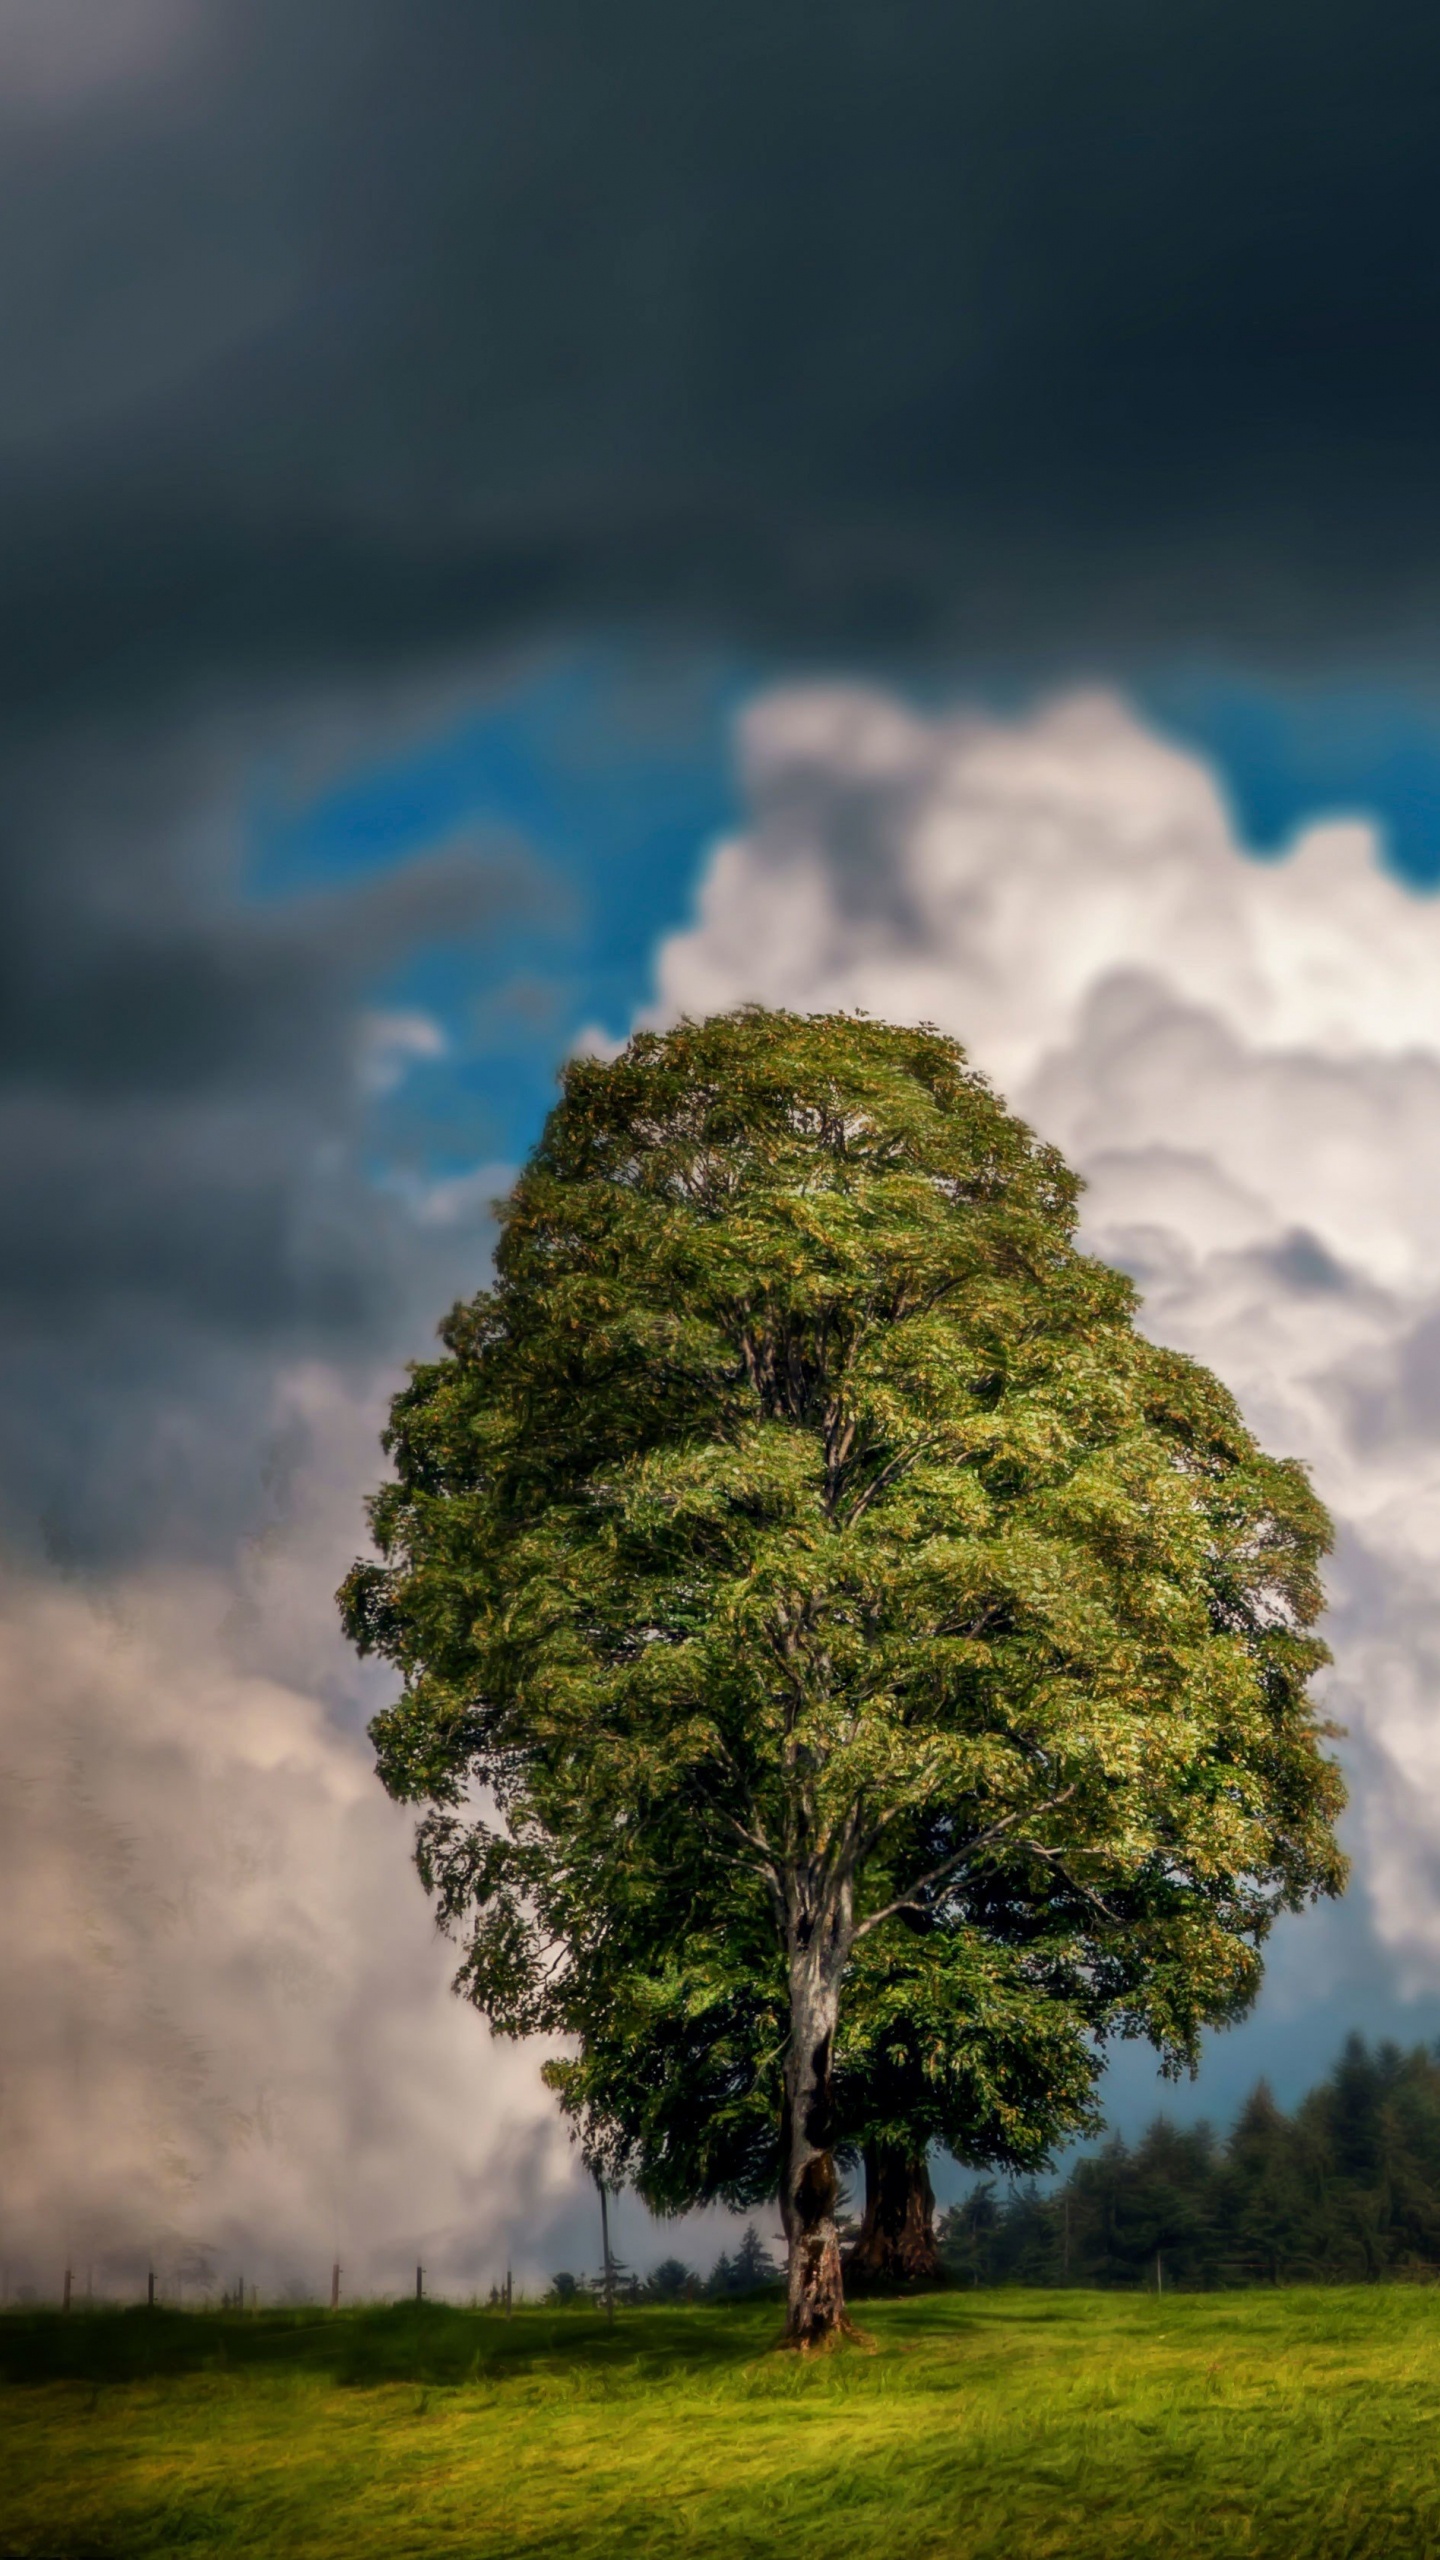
[0,1361,584,2306]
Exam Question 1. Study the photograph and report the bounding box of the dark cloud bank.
[7,0,1440,718]
[0,703,534,1563]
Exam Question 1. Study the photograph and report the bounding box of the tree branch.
[841,1436,942,1530]
[1014,1839,1122,1925]
[851,1785,1079,1937]
[724,1808,781,1871]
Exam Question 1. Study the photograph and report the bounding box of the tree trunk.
[846,2143,942,2289]
[780,1911,850,2349]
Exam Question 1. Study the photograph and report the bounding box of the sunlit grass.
[4,2288,1440,2557]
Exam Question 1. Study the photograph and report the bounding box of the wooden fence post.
[595,2171,616,2324]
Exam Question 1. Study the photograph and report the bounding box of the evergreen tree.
[731,2223,779,2291]
[643,2256,698,2303]
[342,1010,1347,2344]
[938,2179,1002,2285]
[1218,2082,1313,2283]
[706,2226,779,2297]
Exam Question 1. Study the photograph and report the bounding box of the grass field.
[5,2287,1440,2559]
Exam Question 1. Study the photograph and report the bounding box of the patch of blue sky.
[247,650,750,1174]
[1140,669,1440,886]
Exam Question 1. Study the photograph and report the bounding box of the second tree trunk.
[846,2143,942,2288]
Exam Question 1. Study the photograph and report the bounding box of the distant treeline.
[546,2223,779,2307]
[940,2037,1440,2290]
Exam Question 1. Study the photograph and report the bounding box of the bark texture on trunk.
[780,1910,851,2348]
[845,2143,943,2290]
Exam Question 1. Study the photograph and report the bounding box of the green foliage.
[15,2293,1440,2558]
[939,2035,1440,2288]
[341,1008,1347,2224]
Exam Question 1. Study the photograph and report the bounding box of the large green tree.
[341,1009,1346,2345]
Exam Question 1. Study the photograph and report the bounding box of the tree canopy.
[341,1007,1347,2344]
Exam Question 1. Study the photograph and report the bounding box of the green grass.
[4,2288,1440,2558]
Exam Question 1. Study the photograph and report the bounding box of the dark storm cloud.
[4,0,1440,704]
[0,704,535,1561]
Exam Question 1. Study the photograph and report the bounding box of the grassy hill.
[4,2288,1440,2558]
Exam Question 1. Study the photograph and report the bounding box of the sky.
[9,0,1440,2299]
